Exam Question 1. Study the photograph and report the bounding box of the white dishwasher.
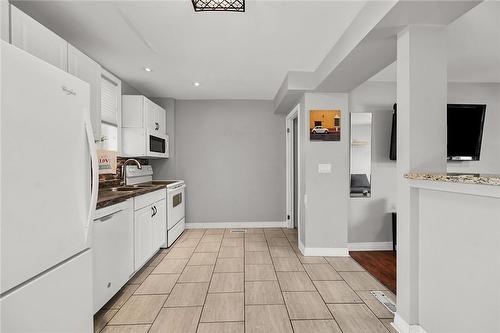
[93,199,134,313]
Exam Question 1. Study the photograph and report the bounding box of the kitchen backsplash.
[99,157,148,187]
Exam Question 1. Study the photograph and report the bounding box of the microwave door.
[150,135,165,153]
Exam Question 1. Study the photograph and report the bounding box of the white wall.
[301,93,350,252]
[171,100,286,224]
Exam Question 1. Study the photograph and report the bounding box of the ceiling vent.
[191,0,245,12]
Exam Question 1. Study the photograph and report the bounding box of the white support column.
[396,25,447,328]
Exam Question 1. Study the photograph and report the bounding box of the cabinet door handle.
[151,206,155,218]
[155,122,159,130]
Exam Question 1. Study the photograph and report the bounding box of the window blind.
[101,76,118,125]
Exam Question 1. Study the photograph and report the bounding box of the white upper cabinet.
[68,44,102,140]
[144,98,166,134]
[123,96,166,134]
[10,5,68,71]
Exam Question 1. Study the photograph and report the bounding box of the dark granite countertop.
[96,183,167,209]
[404,172,500,186]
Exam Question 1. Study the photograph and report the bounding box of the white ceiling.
[14,0,366,99]
[369,1,500,83]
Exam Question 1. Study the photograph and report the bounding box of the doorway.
[286,104,300,243]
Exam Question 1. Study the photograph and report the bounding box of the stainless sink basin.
[106,187,137,192]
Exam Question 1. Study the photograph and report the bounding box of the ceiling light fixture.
[191,0,245,12]
[143,67,152,72]
[194,82,200,87]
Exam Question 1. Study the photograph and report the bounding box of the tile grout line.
[266,229,296,333]
[292,228,391,333]
[145,233,201,333]
[195,228,218,331]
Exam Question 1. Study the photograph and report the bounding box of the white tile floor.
[95,228,397,333]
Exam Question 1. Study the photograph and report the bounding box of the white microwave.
[122,128,169,158]
[147,130,169,158]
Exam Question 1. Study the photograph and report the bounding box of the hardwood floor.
[349,251,396,294]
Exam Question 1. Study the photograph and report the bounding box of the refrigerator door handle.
[84,112,98,243]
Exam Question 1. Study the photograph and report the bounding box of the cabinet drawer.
[134,189,166,210]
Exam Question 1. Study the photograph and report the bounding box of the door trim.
[285,104,300,237]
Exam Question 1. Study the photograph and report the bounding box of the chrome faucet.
[121,159,142,185]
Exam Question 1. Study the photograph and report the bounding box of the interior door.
[1,42,93,293]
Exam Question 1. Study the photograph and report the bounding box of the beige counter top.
[404,172,500,186]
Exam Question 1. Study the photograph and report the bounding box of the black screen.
[447,104,486,160]
[389,104,397,160]
[150,135,166,153]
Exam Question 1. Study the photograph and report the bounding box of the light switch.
[318,163,332,173]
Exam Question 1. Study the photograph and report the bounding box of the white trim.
[302,247,349,257]
[393,313,428,333]
[348,242,393,251]
[185,221,287,229]
[298,239,305,255]
[285,104,300,231]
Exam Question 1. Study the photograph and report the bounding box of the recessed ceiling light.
[143,67,152,72]
[194,82,200,87]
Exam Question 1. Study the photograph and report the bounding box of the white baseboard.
[185,221,287,229]
[302,247,349,257]
[393,313,428,333]
[348,242,393,251]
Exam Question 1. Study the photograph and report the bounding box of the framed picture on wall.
[310,110,341,141]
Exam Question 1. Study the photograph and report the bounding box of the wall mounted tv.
[389,104,486,161]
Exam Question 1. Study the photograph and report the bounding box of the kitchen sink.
[106,187,137,192]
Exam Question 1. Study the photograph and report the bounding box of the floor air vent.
[230,229,247,233]
[371,291,396,314]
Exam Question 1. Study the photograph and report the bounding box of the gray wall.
[348,82,396,244]
[418,188,500,333]
[348,81,500,244]
[302,93,350,250]
[447,83,500,174]
[173,100,286,224]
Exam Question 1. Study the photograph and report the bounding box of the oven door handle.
[168,184,186,192]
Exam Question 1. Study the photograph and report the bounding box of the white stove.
[125,165,186,247]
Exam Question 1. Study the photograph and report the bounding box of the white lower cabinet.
[134,204,154,270]
[133,189,167,271]
[152,199,167,249]
[93,200,134,313]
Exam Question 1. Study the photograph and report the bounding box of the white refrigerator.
[0,41,98,332]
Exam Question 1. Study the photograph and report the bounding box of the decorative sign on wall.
[310,110,341,141]
[97,149,117,175]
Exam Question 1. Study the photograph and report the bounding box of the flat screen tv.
[447,104,486,161]
[389,104,486,161]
